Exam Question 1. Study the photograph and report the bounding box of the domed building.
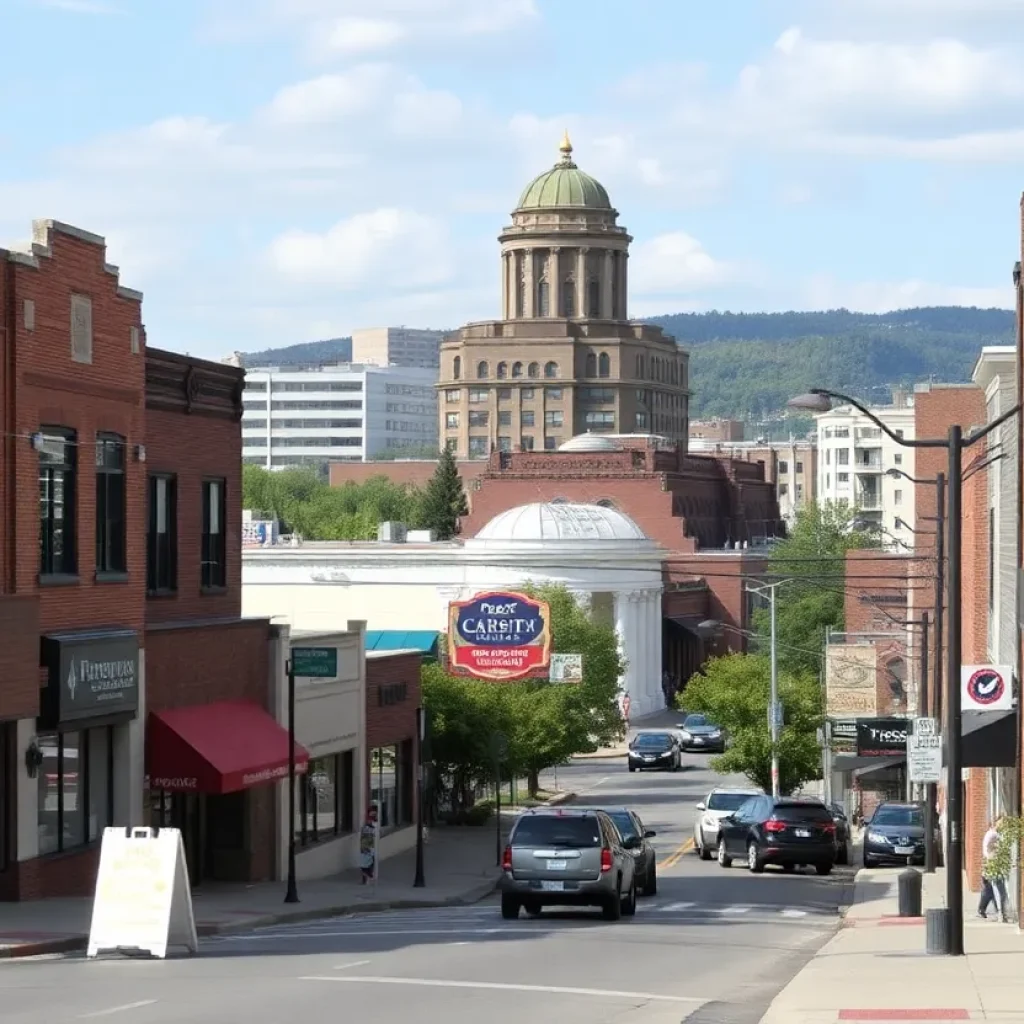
[438,134,690,459]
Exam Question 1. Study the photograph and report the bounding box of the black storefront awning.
[832,754,904,775]
[962,710,1018,768]
[666,616,708,637]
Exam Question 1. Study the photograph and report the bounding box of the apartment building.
[351,327,447,370]
[241,364,439,468]
[689,419,746,443]
[815,391,916,549]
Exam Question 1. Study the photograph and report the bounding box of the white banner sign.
[87,827,198,959]
[960,665,1014,712]
[549,653,583,683]
[908,732,943,784]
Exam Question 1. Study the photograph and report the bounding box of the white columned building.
[243,502,667,718]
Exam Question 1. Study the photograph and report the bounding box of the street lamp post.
[789,388,1020,957]
[746,580,790,799]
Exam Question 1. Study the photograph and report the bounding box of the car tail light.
[600,848,613,872]
[764,818,786,833]
[823,822,836,834]
[502,845,513,871]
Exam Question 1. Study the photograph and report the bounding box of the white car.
[693,787,764,860]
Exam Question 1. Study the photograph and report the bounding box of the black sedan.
[627,732,681,772]
[863,801,938,868]
[601,807,659,896]
[675,714,726,753]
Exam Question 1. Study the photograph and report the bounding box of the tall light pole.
[789,388,1020,957]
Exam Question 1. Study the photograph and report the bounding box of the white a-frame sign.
[87,827,199,959]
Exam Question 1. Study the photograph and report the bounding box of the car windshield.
[775,802,832,823]
[606,812,638,840]
[683,715,708,728]
[512,816,602,847]
[633,733,672,749]
[707,792,754,812]
[872,806,924,828]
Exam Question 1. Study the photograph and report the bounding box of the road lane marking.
[658,837,694,868]
[718,906,750,915]
[781,909,808,918]
[334,960,372,970]
[214,928,507,940]
[298,976,709,1003]
[78,1002,157,1019]
[658,902,696,912]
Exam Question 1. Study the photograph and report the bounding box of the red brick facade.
[365,653,422,821]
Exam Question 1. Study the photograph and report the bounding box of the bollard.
[925,907,951,955]
[897,867,923,917]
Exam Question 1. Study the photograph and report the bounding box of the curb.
[572,752,627,761]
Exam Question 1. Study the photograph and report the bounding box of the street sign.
[622,695,631,721]
[768,701,783,730]
[913,717,937,736]
[908,731,942,784]
[291,646,338,679]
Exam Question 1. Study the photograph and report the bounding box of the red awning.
[148,700,309,795]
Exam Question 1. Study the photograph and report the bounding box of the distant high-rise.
[351,327,447,370]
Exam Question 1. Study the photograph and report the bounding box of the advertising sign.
[960,665,1014,712]
[42,630,140,725]
[856,717,909,757]
[825,644,878,717]
[549,653,583,683]
[829,719,858,749]
[447,591,551,681]
[908,730,943,784]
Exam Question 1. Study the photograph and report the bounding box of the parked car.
[862,801,936,868]
[627,731,681,772]
[693,787,764,860]
[599,807,659,896]
[715,795,836,875]
[500,808,638,920]
[829,802,851,866]
[675,714,727,753]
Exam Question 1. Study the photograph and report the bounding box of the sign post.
[909,717,941,873]
[491,731,508,867]
[413,706,426,888]
[283,658,299,903]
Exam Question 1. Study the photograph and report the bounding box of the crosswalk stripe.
[657,901,696,912]
[781,909,808,917]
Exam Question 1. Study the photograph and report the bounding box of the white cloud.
[630,232,736,296]
[266,208,454,290]
[321,16,407,55]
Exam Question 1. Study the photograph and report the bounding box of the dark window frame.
[147,473,178,595]
[296,750,356,847]
[201,478,227,591]
[39,426,78,579]
[95,432,127,578]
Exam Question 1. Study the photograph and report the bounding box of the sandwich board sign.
[87,827,198,959]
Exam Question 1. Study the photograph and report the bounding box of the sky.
[3,0,1024,360]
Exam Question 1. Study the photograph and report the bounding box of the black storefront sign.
[856,717,909,757]
[378,682,409,707]
[40,629,140,726]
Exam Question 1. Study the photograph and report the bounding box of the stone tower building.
[438,134,690,458]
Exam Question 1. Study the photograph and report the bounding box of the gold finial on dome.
[557,129,574,166]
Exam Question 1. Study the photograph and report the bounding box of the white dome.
[475,502,647,542]
[558,433,621,453]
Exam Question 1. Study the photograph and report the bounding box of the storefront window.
[296,750,355,846]
[0,725,9,872]
[370,745,412,833]
[37,728,114,856]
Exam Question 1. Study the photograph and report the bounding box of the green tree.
[419,448,469,540]
[752,501,877,676]
[679,653,822,794]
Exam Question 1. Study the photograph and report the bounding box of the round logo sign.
[966,668,1006,707]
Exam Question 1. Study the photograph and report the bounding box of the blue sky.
[3,0,1024,359]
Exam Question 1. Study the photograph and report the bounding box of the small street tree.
[420,448,469,540]
[679,652,822,794]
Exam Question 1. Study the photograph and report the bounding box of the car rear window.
[873,806,924,827]
[512,816,602,847]
[708,792,754,812]
[774,802,832,823]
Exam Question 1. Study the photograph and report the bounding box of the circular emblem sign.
[965,668,1006,707]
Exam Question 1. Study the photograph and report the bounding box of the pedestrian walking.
[359,805,378,885]
[978,814,1008,922]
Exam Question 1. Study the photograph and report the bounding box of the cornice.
[145,347,244,421]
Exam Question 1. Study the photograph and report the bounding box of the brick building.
[0,220,291,900]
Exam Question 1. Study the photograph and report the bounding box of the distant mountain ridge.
[240,306,1015,419]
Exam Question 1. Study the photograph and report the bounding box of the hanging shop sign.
[856,717,909,757]
[960,665,1014,712]
[447,591,551,681]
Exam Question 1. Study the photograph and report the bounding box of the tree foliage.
[242,464,427,540]
[751,501,879,676]
[422,584,625,804]
[419,447,469,540]
[679,653,822,794]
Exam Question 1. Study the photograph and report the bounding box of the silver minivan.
[499,808,637,921]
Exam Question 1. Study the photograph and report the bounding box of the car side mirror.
[644,829,656,838]
[695,801,706,811]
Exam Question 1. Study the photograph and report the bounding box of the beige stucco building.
[438,134,690,458]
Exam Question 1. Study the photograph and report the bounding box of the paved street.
[0,755,856,1024]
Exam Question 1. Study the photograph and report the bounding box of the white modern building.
[242,363,439,468]
[351,327,447,370]
[242,502,668,717]
[815,392,917,549]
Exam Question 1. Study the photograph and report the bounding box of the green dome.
[516,134,612,211]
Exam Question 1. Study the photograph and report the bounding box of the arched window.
[537,280,550,317]
[585,352,597,377]
[885,658,907,705]
[453,356,461,380]
[512,361,524,378]
[550,497,569,504]
[562,278,575,317]
[544,361,559,379]
[528,361,540,378]
[598,352,610,378]
[476,360,489,379]
[497,361,508,379]
[595,498,616,509]
[588,279,600,317]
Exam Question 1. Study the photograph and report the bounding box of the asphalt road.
[0,754,856,1024]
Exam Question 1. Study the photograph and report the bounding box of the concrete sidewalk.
[759,867,1024,1023]
[0,817,517,959]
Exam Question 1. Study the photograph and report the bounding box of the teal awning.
[365,630,440,659]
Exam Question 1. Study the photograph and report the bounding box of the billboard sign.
[856,717,909,757]
[447,591,551,681]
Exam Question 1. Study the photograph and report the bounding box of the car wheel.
[747,841,765,874]
[523,899,542,917]
[628,764,636,773]
[836,844,849,866]
[717,837,733,868]
[698,830,712,861]
[501,895,521,920]
[815,862,833,876]
[863,854,876,869]
[602,878,623,921]
[642,862,658,896]
[621,878,637,917]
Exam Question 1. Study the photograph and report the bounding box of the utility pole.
[769,583,780,799]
